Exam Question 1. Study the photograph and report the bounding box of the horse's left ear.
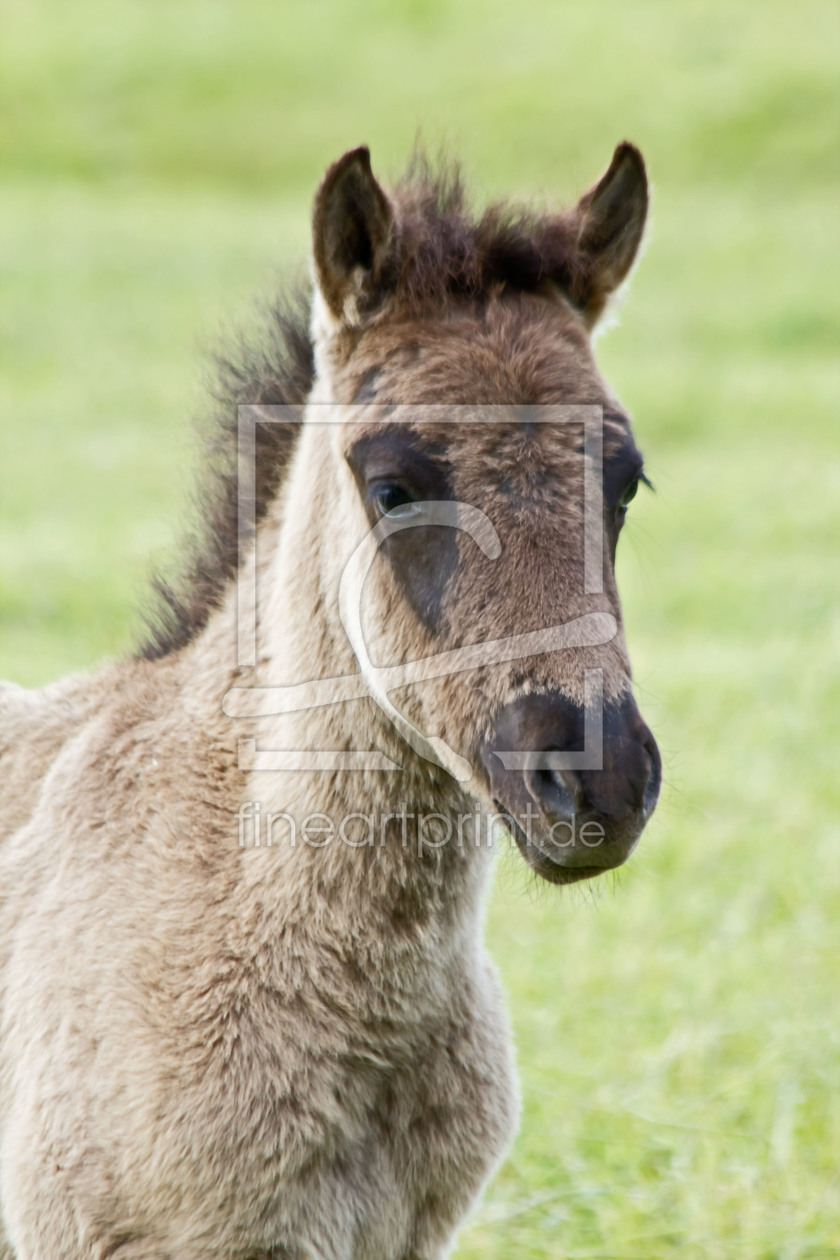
[572,142,648,326]
[312,146,395,326]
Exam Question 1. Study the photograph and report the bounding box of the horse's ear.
[572,142,648,326]
[312,146,395,325]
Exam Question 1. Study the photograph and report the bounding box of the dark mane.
[389,151,584,314]
[138,155,586,661]
[138,286,314,661]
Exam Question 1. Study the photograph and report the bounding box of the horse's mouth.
[493,799,637,886]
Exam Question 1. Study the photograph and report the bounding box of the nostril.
[536,763,582,800]
[556,767,585,810]
[534,766,555,797]
[525,759,582,822]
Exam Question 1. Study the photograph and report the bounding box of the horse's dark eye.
[619,477,639,508]
[373,482,418,517]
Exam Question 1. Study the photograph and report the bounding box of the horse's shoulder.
[0,668,115,840]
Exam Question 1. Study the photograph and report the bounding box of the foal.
[0,143,660,1258]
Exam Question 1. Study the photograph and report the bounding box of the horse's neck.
[189,498,495,950]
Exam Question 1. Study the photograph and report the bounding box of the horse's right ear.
[312,147,395,326]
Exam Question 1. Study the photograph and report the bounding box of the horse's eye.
[619,477,639,509]
[373,482,419,517]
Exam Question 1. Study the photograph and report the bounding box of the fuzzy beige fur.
[0,143,651,1259]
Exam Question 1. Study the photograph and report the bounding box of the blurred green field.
[1,1,839,1256]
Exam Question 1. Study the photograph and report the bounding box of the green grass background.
[1,1,839,1255]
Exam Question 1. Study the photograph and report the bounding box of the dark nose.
[481,688,661,881]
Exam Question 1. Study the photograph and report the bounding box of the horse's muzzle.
[480,688,661,884]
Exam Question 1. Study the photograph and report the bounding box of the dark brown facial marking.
[346,427,458,632]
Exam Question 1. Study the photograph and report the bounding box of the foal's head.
[302,144,660,884]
